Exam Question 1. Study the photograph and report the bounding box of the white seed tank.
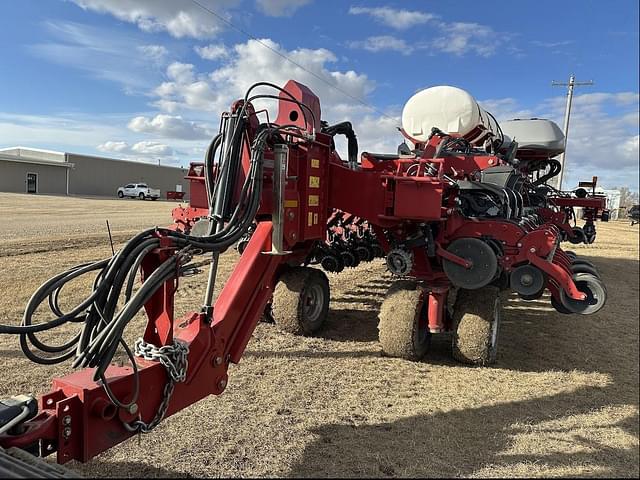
[401,86,500,146]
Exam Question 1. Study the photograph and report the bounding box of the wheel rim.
[302,283,324,323]
[490,297,500,353]
[560,273,607,315]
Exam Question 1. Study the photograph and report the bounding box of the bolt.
[529,247,536,253]
[128,403,138,415]
[218,378,227,390]
[62,415,72,426]
[63,427,72,439]
[291,232,297,240]
[288,211,295,220]
[517,243,522,247]
[213,356,223,366]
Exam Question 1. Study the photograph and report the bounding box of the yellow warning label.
[309,176,320,188]
[313,213,319,225]
[308,212,313,227]
[284,200,298,208]
[308,195,319,207]
[311,159,320,168]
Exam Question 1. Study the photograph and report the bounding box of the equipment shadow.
[74,460,194,478]
[287,385,639,478]
[290,255,639,477]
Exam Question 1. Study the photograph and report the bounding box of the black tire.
[452,286,501,366]
[559,272,607,315]
[378,281,430,361]
[571,263,600,278]
[117,191,124,198]
[569,228,586,244]
[139,193,145,200]
[572,258,598,269]
[271,267,330,335]
[551,295,572,314]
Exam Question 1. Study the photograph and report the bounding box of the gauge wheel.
[271,267,330,335]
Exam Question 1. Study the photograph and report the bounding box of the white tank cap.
[401,85,500,145]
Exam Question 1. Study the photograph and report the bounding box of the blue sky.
[0,0,638,190]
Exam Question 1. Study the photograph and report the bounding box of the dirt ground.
[0,192,638,478]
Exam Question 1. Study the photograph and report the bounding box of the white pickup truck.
[117,183,160,200]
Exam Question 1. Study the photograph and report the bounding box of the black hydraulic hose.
[0,81,312,411]
[322,121,358,165]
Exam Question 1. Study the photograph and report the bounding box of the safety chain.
[123,338,189,434]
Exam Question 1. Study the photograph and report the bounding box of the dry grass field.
[0,192,638,478]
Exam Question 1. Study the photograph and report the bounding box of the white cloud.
[347,12,505,58]
[128,114,211,140]
[348,6,435,29]
[131,141,173,156]
[28,21,167,92]
[480,91,639,190]
[194,44,228,60]
[137,44,169,62]
[0,112,127,150]
[348,36,412,55]
[70,0,240,39]
[97,140,130,153]
[152,38,374,116]
[430,22,501,57]
[255,0,311,16]
[98,140,174,157]
[478,98,535,121]
[531,40,574,48]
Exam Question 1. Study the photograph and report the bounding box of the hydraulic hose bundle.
[0,82,312,409]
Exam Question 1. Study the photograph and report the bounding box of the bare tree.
[615,187,640,208]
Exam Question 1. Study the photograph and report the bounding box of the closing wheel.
[572,257,598,270]
[378,281,430,361]
[551,295,572,314]
[569,227,586,244]
[452,286,501,366]
[271,267,330,335]
[341,250,359,268]
[559,272,607,315]
[571,262,600,278]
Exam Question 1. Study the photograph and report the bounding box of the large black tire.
[452,286,501,366]
[117,191,124,198]
[271,267,330,335]
[378,281,430,361]
[139,192,145,200]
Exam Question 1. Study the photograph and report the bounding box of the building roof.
[0,146,66,163]
[0,152,73,168]
[0,146,187,171]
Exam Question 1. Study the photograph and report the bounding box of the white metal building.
[0,147,189,198]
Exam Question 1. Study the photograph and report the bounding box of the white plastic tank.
[401,86,500,146]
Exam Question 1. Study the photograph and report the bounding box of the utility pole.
[551,74,594,190]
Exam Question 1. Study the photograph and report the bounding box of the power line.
[189,0,396,121]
